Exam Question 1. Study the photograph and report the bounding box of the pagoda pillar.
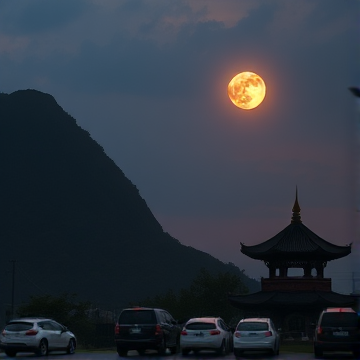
[316,265,324,278]
[268,264,276,278]
[279,266,288,277]
[303,264,312,278]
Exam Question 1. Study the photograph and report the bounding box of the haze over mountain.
[0,90,259,323]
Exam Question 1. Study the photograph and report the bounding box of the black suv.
[114,307,181,356]
[313,307,360,358]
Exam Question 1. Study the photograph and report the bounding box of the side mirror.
[277,328,282,332]
[61,326,68,333]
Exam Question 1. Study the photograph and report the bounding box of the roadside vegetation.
[16,293,96,347]
[14,269,316,353]
[138,268,248,325]
[14,269,248,347]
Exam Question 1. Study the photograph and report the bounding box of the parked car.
[114,307,181,356]
[233,317,280,357]
[313,307,360,358]
[0,318,76,357]
[180,316,233,356]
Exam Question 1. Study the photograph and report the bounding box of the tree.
[139,268,247,325]
[17,293,95,347]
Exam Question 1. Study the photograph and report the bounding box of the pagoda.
[229,189,355,337]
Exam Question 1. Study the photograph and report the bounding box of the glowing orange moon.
[228,72,266,110]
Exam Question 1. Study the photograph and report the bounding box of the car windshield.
[119,310,157,324]
[5,322,33,332]
[321,313,358,327]
[237,322,268,331]
[186,322,216,330]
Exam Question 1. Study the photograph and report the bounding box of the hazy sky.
[1,0,359,293]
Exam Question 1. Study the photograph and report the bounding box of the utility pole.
[352,271,355,293]
[11,260,15,319]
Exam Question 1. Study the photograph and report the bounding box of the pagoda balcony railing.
[261,277,331,292]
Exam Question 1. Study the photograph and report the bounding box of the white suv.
[233,317,279,357]
[0,318,76,357]
[180,316,233,356]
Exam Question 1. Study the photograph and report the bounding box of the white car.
[180,316,233,356]
[0,318,76,357]
[233,318,279,357]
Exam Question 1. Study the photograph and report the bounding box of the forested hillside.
[0,90,259,323]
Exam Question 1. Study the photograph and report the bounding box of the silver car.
[180,316,233,356]
[0,318,76,357]
[233,317,279,357]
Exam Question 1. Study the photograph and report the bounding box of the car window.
[50,321,63,331]
[38,321,54,331]
[218,320,228,331]
[321,313,358,327]
[237,322,269,331]
[5,322,33,332]
[186,322,216,330]
[158,311,167,324]
[162,311,173,324]
[119,310,156,324]
[165,311,175,323]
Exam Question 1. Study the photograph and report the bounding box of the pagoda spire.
[291,186,302,223]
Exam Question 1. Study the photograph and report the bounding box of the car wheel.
[216,340,225,355]
[158,338,166,355]
[117,346,127,357]
[353,349,360,359]
[5,351,16,357]
[37,338,48,356]
[170,340,180,354]
[229,340,234,352]
[182,349,190,356]
[224,339,230,355]
[314,346,323,359]
[67,338,76,354]
[233,348,243,358]
[276,344,280,356]
[137,349,146,356]
[270,343,279,356]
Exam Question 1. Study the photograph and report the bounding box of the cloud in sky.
[0,0,359,291]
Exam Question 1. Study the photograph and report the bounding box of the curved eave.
[241,223,352,262]
[241,246,351,262]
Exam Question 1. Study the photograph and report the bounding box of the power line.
[10,260,15,319]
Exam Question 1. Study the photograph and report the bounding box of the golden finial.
[291,186,302,223]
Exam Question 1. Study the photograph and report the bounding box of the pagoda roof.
[228,290,356,309]
[240,189,351,262]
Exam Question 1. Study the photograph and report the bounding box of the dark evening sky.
[1,0,359,293]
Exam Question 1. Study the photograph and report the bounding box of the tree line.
[15,269,248,348]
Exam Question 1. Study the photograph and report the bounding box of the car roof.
[8,317,52,323]
[186,317,220,324]
[122,307,163,312]
[323,308,356,313]
[239,318,271,323]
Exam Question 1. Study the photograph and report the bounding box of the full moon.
[228,72,266,110]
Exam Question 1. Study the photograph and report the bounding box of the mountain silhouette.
[0,90,259,322]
